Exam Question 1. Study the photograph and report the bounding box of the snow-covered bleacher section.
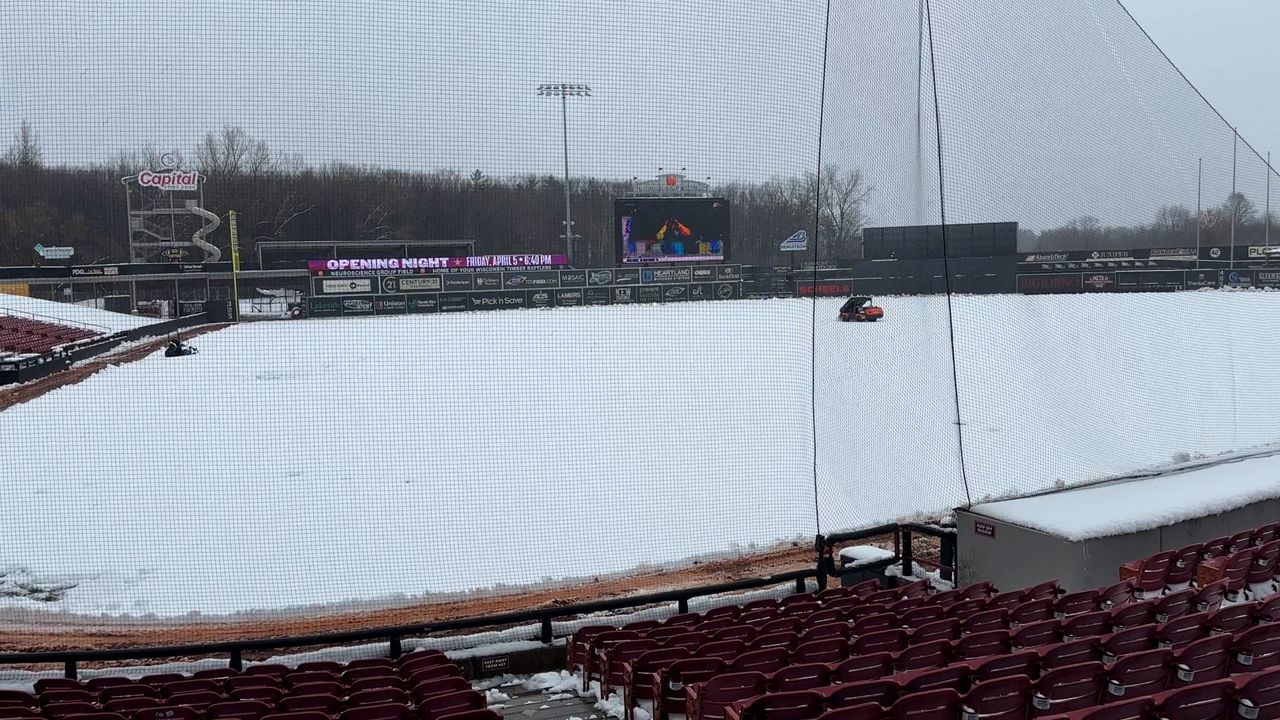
[0,294,152,335]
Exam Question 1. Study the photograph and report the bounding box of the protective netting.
[0,0,1278,642]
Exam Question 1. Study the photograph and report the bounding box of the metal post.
[1268,151,1272,247]
[64,660,77,680]
[561,93,572,266]
[1196,158,1202,269]
[900,528,914,582]
[940,532,957,583]
[1231,129,1238,270]
[230,648,243,671]
[389,634,403,659]
[677,597,689,614]
[540,618,553,644]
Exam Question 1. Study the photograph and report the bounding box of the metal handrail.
[0,523,947,679]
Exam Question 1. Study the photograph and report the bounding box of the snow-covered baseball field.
[3,292,1280,618]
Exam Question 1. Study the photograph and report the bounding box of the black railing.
[0,523,951,679]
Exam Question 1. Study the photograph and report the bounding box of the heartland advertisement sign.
[309,255,568,274]
[136,169,201,191]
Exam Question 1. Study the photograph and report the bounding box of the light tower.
[537,83,592,265]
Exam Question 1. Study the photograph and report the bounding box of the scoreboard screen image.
[614,197,730,265]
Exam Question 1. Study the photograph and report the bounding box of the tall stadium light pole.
[537,83,592,266]
[1267,151,1272,247]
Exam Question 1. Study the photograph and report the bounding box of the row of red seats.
[0,652,479,720]
[650,617,1280,720]
[580,581,1075,691]
[11,655,463,705]
[635,607,1280,720]
[709,665,1280,720]
[599,581,1113,707]
[0,696,491,720]
[1122,524,1280,599]
[692,616,1280,720]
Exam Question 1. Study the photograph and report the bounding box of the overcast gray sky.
[1,0,1275,229]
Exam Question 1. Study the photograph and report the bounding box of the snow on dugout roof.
[969,451,1280,541]
[0,293,154,333]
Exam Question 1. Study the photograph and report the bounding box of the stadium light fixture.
[537,83,593,265]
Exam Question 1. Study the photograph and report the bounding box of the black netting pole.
[810,0,833,540]
[924,0,973,508]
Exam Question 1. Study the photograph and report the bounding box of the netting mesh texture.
[0,0,1277,629]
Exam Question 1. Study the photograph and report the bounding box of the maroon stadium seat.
[1031,662,1106,715]
[417,691,485,720]
[793,638,850,665]
[726,690,825,720]
[893,641,951,673]
[1041,639,1104,669]
[1012,620,1063,649]
[971,651,1041,683]
[348,689,409,708]
[832,653,895,684]
[952,630,1011,662]
[899,665,971,695]
[1103,648,1174,701]
[961,675,1032,720]
[1235,623,1280,672]
[817,704,886,720]
[961,609,1009,635]
[339,705,410,720]
[1235,667,1280,720]
[822,679,899,710]
[623,647,691,720]
[1155,679,1236,720]
[730,647,790,675]
[1155,612,1210,649]
[770,664,833,693]
[686,671,768,720]
[1061,612,1111,641]
[1171,635,1233,686]
[890,688,964,720]
[207,700,271,720]
[652,657,726,720]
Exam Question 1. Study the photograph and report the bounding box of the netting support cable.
[809,0,833,542]
[1114,1,1277,175]
[923,0,973,508]
[914,0,925,220]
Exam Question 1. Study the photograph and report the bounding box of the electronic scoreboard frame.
[614,197,731,267]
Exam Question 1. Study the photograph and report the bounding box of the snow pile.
[2,293,1280,617]
[970,450,1280,540]
[838,546,894,567]
[1,293,153,332]
[524,671,584,695]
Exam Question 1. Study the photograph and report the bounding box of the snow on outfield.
[1,293,153,332]
[969,450,1280,541]
[3,292,1280,617]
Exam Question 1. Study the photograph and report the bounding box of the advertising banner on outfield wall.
[308,255,569,274]
[1082,273,1116,292]
[1017,273,1083,294]
[554,289,585,306]
[1184,271,1219,289]
[1256,270,1280,288]
[408,296,439,313]
[1225,270,1254,288]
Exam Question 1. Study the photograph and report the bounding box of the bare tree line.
[0,122,878,268]
[1022,192,1276,253]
